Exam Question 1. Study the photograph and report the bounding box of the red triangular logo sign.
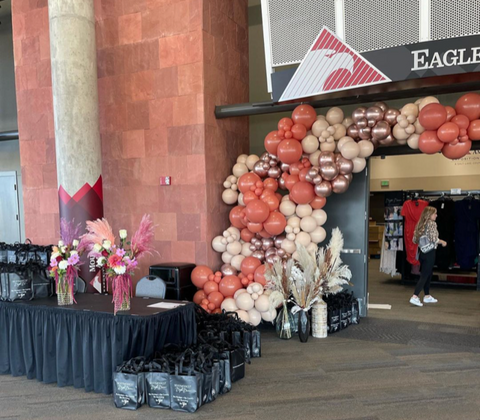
[279,27,391,102]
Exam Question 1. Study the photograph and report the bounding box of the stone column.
[48,0,103,290]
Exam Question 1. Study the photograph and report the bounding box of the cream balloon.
[312,119,330,137]
[320,142,336,152]
[342,117,354,128]
[241,242,253,257]
[287,216,301,228]
[236,309,250,323]
[222,251,233,264]
[236,154,248,164]
[307,242,318,254]
[238,192,245,206]
[226,226,240,239]
[358,140,374,158]
[261,308,277,322]
[302,135,320,153]
[245,154,260,170]
[254,294,270,312]
[392,124,409,141]
[221,298,238,312]
[296,204,313,218]
[286,233,296,241]
[310,226,327,243]
[232,163,248,178]
[230,254,245,271]
[300,216,317,233]
[401,103,419,117]
[280,200,296,217]
[337,136,354,151]
[419,96,439,110]
[212,236,227,253]
[226,241,242,256]
[333,123,347,140]
[414,119,425,134]
[309,150,321,166]
[316,115,326,120]
[285,225,293,234]
[236,293,254,311]
[407,133,420,149]
[234,288,247,299]
[222,189,238,205]
[340,141,360,159]
[352,157,367,173]
[281,239,296,254]
[311,209,327,226]
[396,137,407,146]
[295,231,311,247]
[248,308,262,326]
[326,107,344,125]
[281,194,290,202]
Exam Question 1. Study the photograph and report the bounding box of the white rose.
[70,250,78,255]
[51,252,60,260]
[72,239,79,247]
[119,229,127,239]
[58,260,68,270]
[113,265,126,275]
[103,240,112,250]
[93,243,102,252]
[58,240,64,247]
[97,257,105,267]
[61,246,67,254]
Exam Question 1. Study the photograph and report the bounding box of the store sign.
[274,31,480,103]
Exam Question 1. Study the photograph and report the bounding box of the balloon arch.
[190,93,480,324]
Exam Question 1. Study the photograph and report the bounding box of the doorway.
[0,171,21,243]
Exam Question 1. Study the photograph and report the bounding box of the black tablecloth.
[0,295,196,394]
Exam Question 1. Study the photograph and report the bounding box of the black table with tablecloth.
[0,295,196,394]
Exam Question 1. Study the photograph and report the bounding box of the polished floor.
[1,260,479,420]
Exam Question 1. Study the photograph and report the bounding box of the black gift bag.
[228,347,245,383]
[7,245,17,264]
[251,330,261,358]
[327,308,341,334]
[340,306,349,330]
[170,363,203,413]
[351,300,361,325]
[31,265,54,299]
[0,243,6,264]
[113,359,146,410]
[0,265,33,302]
[145,360,171,409]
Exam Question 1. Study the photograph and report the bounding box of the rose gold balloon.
[315,181,332,197]
[277,248,286,258]
[252,251,265,261]
[356,118,368,129]
[352,107,367,123]
[371,121,391,140]
[308,167,319,178]
[260,152,270,161]
[274,235,285,248]
[280,162,290,172]
[268,167,282,179]
[221,264,237,276]
[305,174,313,183]
[312,174,323,184]
[254,161,268,177]
[320,163,339,181]
[336,157,354,175]
[278,177,287,190]
[318,151,335,166]
[344,173,353,183]
[366,106,384,127]
[374,102,388,112]
[384,108,400,126]
[371,138,379,149]
[347,124,359,139]
[358,127,372,140]
[331,175,349,194]
[379,134,396,145]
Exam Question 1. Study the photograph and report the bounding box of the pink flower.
[116,248,126,257]
[108,254,123,268]
[67,253,80,266]
[127,259,138,272]
[50,258,58,267]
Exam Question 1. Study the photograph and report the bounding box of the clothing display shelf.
[400,189,480,290]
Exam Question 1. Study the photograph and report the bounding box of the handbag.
[418,226,435,254]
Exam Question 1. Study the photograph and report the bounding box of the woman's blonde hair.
[413,206,437,243]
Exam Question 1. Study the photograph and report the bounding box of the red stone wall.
[12,0,248,277]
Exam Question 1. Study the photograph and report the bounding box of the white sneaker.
[410,296,423,307]
[424,296,438,303]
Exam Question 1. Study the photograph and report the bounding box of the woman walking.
[410,206,447,307]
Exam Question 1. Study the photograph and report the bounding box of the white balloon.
[307,242,318,254]
[352,157,367,173]
[251,283,263,294]
[251,293,259,300]
[236,293,254,311]
[312,119,330,137]
[295,231,311,247]
[254,294,270,312]
[246,284,254,294]
[286,233,296,241]
[326,107,344,125]
[293,227,300,234]
[227,227,240,238]
[222,252,233,264]
[300,216,317,233]
[227,175,237,184]
[248,308,262,326]
[414,119,425,134]
[342,117,354,128]
[281,239,296,254]
[340,141,360,159]
[287,216,301,228]
[226,241,242,256]
[222,189,238,205]
[261,308,277,322]
[311,209,327,226]
[241,242,253,257]
[223,181,232,189]
[232,163,248,178]
[245,154,260,170]
[310,226,326,244]
[357,140,374,158]
[407,133,420,149]
[285,225,293,234]
[230,254,245,271]
[337,136,354,152]
[281,194,291,202]
[236,154,248,164]
[280,200,296,217]
[238,193,245,206]
[419,96,439,110]
[296,204,313,218]
[309,150,321,166]
[393,124,409,141]
[236,310,250,323]
[333,123,347,140]
[302,135,320,153]
[212,236,227,253]
[320,141,336,152]
[221,298,238,312]
[234,288,247,299]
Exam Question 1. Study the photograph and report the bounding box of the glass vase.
[57,277,74,306]
[298,310,310,343]
[275,305,295,340]
[114,291,131,313]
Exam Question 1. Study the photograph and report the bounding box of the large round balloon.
[437,122,459,143]
[468,119,480,140]
[203,280,219,295]
[292,104,317,130]
[263,211,287,235]
[191,265,213,289]
[442,140,472,159]
[277,139,303,164]
[418,103,447,130]
[245,199,270,223]
[229,205,246,229]
[241,256,262,275]
[418,131,444,154]
[264,131,283,155]
[310,196,327,209]
[218,275,242,297]
[455,93,480,121]
[253,265,267,285]
[291,123,307,140]
[451,114,470,130]
[237,173,261,194]
[290,181,315,204]
[208,291,224,308]
[193,290,207,305]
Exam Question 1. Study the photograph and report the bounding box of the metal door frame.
[0,170,21,242]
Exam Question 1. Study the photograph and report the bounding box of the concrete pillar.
[48,0,103,290]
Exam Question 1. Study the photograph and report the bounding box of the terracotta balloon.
[247,222,264,233]
[442,140,472,159]
[320,163,338,181]
[218,275,242,297]
[418,103,447,130]
[239,228,254,243]
[437,122,459,143]
[208,291,224,308]
[331,175,349,194]
[468,119,480,140]
[445,106,456,121]
[278,117,293,131]
[277,139,303,164]
[371,121,391,140]
[229,205,246,229]
[264,130,283,155]
[254,265,267,286]
[263,211,287,235]
[384,108,400,126]
[315,181,332,197]
[263,178,278,191]
[241,256,262,276]
[193,290,207,305]
[418,131,444,154]
[237,172,261,194]
[292,104,317,130]
[455,93,480,121]
[290,181,315,204]
[262,193,280,211]
[310,196,327,209]
[451,114,470,130]
[291,123,307,140]
[191,265,214,289]
[203,280,219,295]
[245,199,270,223]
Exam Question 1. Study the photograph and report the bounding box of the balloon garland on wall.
[192,93,480,324]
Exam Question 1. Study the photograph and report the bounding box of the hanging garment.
[380,234,398,276]
[401,199,429,266]
[431,200,456,270]
[454,199,480,270]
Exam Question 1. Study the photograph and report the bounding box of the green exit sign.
[381,180,389,187]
